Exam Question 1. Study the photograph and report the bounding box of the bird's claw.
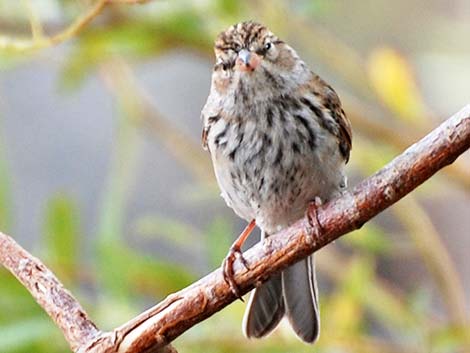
[222,245,249,300]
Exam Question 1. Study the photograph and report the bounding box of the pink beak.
[236,49,260,72]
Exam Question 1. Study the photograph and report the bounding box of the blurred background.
[0,1,469,352]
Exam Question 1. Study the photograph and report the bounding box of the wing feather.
[304,75,352,162]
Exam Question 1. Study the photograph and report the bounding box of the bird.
[201,21,352,344]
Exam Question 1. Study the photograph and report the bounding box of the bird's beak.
[236,49,260,72]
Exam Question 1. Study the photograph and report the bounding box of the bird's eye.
[264,42,272,51]
[232,43,242,52]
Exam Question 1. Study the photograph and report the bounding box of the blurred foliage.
[0,0,469,353]
[60,11,213,90]
[367,47,429,124]
[0,146,12,232]
[43,195,80,283]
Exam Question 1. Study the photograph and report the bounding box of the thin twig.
[0,0,149,52]
[343,95,470,190]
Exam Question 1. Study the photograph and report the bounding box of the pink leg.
[222,219,256,299]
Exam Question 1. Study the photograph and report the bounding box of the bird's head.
[213,21,301,83]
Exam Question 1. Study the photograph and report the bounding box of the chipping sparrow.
[201,21,352,344]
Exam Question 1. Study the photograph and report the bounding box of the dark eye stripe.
[215,44,243,53]
[256,40,282,56]
[232,46,241,53]
[214,59,236,71]
[256,45,271,56]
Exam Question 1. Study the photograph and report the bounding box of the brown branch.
[0,234,178,353]
[343,95,470,190]
[0,232,99,351]
[1,104,469,352]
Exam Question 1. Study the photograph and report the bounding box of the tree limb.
[1,105,469,352]
[0,232,99,351]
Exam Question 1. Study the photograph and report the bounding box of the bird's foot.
[221,219,256,300]
[222,245,250,300]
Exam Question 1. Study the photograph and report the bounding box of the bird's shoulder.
[299,73,352,162]
[201,86,224,151]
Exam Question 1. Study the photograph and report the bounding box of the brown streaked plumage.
[201,21,352,344]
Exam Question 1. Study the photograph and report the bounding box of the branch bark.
[0,232,99,351]
[1,104,469,352]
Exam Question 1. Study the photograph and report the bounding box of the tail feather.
[282,255,320,343]
[243,273,284,338]
[243,228,320,343]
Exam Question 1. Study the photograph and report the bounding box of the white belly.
[209,115,345,234]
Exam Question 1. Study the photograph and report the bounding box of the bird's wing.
[303,75,353,162]
[201,87,223,152]
[323,84,352,162]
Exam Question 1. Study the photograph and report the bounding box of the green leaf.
[340,256,375,298]
[0,123,12,232]
[205,217,233,269]
[343,223,391,254]
[0,270,46,322]
[0,51,32,71]
[351,138,397,174]
[429,324,470,353]
[59,11,212,90]
[408,287,432,319]
[0,317,63,352]
[294,0,336,16]
[97,242,196,299]
[366,280,420,331]
[42,194,80,282]
[133,215,202,250]
[368,47,428,124]
[213,0,246,19]
[0,156,12,232]
[93,85,142,300]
